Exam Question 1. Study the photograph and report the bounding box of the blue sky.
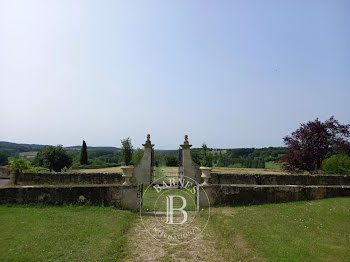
[0,0,349,149]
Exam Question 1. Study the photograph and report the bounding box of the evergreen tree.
[80,140,88,165]
[121,137,133,166]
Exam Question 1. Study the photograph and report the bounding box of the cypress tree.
[80,140,88,165]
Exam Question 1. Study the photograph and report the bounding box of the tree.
[131,148,144,164]
[80,140,88,165]
[278,117,350,173]
[322,154,350,175]
[165,154,178,166]
[8,157,31,173]
[34,146,73,172]
[200,143,213,167]
[121,137,133,166]
[0,151,8,166]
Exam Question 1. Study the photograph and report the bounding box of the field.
[1,198,349,261]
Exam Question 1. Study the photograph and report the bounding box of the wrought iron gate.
[137,183,143,210]
[150,148,154,184]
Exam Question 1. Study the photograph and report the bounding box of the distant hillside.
[0,141,119,156]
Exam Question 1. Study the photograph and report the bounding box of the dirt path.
[124,215,224,262]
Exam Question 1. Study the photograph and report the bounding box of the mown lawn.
[209,198,350,262]
[0,204,136,262]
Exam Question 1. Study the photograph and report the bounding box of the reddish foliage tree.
[278,117,350,173]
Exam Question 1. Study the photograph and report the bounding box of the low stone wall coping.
[15,172,124,185]
[209,173,350,186]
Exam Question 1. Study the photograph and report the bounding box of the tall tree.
[80,140,88,165]
[121,137,133,166]
[278,117,350,173]
[200,143,213,167]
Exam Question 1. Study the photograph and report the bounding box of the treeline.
[69,150,123,167]
[0,140,287,170]
[153,147,287,168]
[191,147,287,168]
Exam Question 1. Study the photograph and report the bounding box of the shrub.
[33,146,73,172]
[322,154,350,175]
[8,157,32,173]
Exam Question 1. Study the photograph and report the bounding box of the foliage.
[131,148,144,164]
[278,117,350,173]
[200,143,213,167]
[165,154,178,166]
[322,154,350,175]
[7,157,32,173]
[190,146,277,168]
[80,140,88,165]
[191,150,201,166]
[34,146,73,172]
[121,137,133,166]
[0,151,8,166]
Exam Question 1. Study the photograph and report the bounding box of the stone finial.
[180,134,191,148]
[184,135,189,145]
[144,134,152,145]
[143,134,154,148]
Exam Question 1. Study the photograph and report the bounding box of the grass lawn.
[209,198,350,262]
[0,204,136,262]
[264,161,282,170]
[141,187,197,212]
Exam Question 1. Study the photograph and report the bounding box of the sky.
[0,0,349,149]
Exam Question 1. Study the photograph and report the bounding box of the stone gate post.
[180,135,201,183]
[133,134,154,185]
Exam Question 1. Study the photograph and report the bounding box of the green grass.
[265,161,282,170]
[0,204,137,262]
[141,187,197,212]
[210,198,350,262]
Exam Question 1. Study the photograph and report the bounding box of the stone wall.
[0,167,15,179]
[16,172,123,185]
[0,184,138,211]
[209,173,350,186]
[198,184,350,208]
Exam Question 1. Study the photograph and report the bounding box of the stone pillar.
[180,135,201,183]
[133,134,154,185]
